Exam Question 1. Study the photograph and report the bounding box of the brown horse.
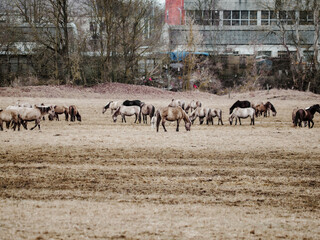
[292,107,307,127]
[0,109,20,131]
[69,105,81,122]
[18,105,55,130]
[156,106,191,132]
[207,108,223,125]
[294,104,320,128]
[168,99,185,110]
[50,105,69,121]
[255,102,277,117]
[141,103,155,124]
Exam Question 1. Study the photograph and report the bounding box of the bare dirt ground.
[0,84,320,239]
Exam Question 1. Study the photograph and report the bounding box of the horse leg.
[0,121,3,131]
[238,118,241,125]
[176,119,181,132]
[30,120,38,130]
[309,120,314,128]
[162,119,167,132]
[65,112,68,121]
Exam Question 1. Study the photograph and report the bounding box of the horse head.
[103,101,112,114]
[313,104,320,114]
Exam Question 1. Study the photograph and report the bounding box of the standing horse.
[112,105,141,123]
[294,104,320,128]
[168,99,185,110]
[18,105,55,130]
[156,106,191,132]
[229,107,255,125]
[123,100,143,107]
[0,109,20,131]
[292,107,307,127]
[189,107,209,125]
[102,101,121,114]
[265,101,277,117]
[141,103,155,124]
[51,105,69,121]
[207,108,223,125]
[229,100,252,114]
[255,102,277,117]
[185,100,202,114]
[69,105,81,122]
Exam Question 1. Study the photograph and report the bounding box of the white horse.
[102,101,121,114]
[168,99,185,110]
[112,105,141,123]
[189,107,209,125]
[229,107,255,125]
[207,108,223,125]
[185,100,202,114]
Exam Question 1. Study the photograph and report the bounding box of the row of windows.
[186,10,315,26]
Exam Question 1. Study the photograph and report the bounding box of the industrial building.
[164,0,319,60]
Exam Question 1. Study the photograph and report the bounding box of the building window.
[212,11,219,26]
[223,11,231,25]
[279,11,295,25]
[257,51,272,57]
[223,10,257,26]
[261,10,277,25]
[300,11,313,25]
[232,11,240,25]
[186,10,220,26]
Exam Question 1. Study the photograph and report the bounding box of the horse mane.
[181,108,191,123]
[104,101,112,109]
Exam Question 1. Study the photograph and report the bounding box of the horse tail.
[138,107,142,123]
[150,105,155,117]
[294,111,300,127]
[206,109,211,124]
[156,110,161,131]
[71,106,75,121]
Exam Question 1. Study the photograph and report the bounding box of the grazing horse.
[185,100,202,114]
[168,99,185,110]
[112,105,141,123]
[294,104,320,128]
[69,105,81,122]
[0,109,20,131]
[189,107,209,125]
[207,108,223,125]
[229,107,255,125]
[255,102,277,117]
[141,103,155,124]
[50,105,69,121]
[19,105,55,130]
[156,106,191,132]
[102,101,121,114]
[229,100,252,114]
[123,100,143,107]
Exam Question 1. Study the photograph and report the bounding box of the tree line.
[0,0,164,85]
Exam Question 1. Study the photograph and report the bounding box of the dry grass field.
[0,84,320,239]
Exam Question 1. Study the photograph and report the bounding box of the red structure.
[165,0,184,25]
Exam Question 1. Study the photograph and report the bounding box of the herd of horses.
[1,98,319,132]
[0,101,81,131]
[102,98,320,132]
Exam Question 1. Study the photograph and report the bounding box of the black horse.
[123,100,143,107]
[294,104,320,128]
[229,100,252,114]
